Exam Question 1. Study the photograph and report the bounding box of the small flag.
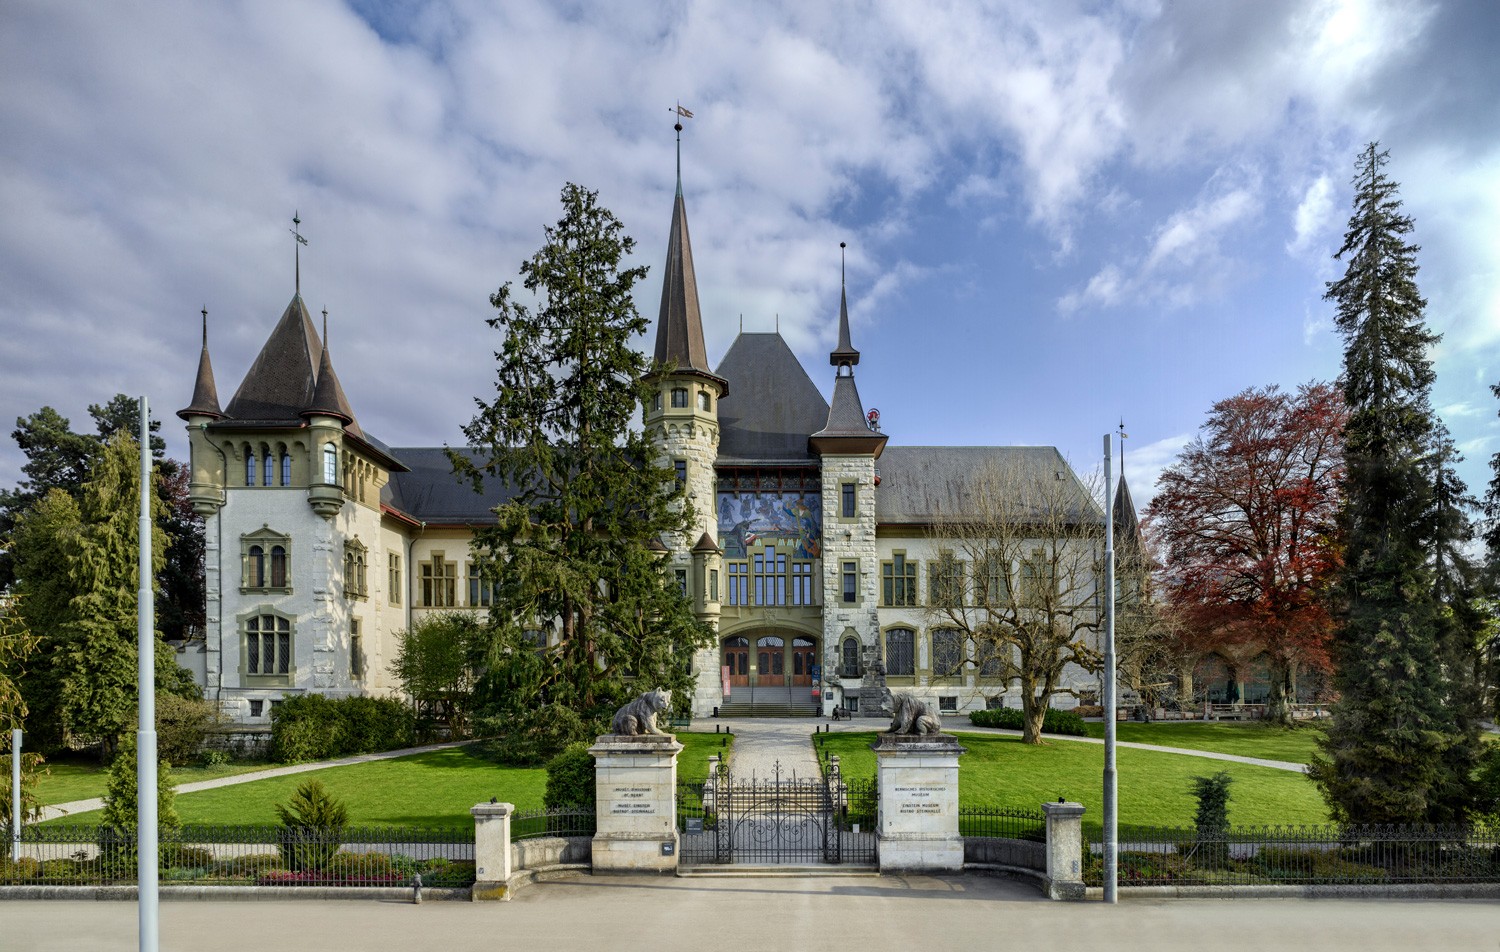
[675,104,694,119]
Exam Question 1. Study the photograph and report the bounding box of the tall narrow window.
[726,562,749,606]
[881,554,917,607]
[885,628,915,676]
[754,546,787,605]
[842,562,857,603]
[246,545,266,588]
[981,552,1010,607]
[674,460,687,486]
[245,448,257,486]
[323,443,337,484]
[791,561,813,605]
[421,554,457,608]
[388,553,402,605]
[262,450,274,487]
[675,569,688,597]
[270,545,287,588]
[932,628,963,677]
[930,552,964,609]
[670,387,688,408]
[350,619,364,680]
[841,638,860,678]
[841,482,856,518]
[280,449,292,486]
[344,542,368,599]
[468,563,492,607]
[709,569,719,602]
[698,391,711,411]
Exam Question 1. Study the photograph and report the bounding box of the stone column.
[589,734,683,873]
[1042,800,1086,900]
[471,801,514,901]
[872,733,966,871]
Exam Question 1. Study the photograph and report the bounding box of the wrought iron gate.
[677,761,876,866]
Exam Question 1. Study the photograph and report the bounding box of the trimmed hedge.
[270,694,416,763]
[969,706,1088,736]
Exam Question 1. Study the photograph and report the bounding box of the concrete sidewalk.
[3,876,1496,952]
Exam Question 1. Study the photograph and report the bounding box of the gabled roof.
[874,446,1101,525]
[713,333,829,464]
[223,294,321,423]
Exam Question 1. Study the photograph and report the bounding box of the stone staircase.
[717,684,821,717]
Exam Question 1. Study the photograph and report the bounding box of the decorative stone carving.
[885,689,942,735]
[611,688,672,736]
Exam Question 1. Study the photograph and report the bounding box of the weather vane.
[290,212,309,294]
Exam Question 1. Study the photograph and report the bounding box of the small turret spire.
[177,305,223,421]
[830,241,860,369]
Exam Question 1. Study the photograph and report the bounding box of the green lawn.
[1078,721,1327,764]
[37,755,271,806]
[818,731,1329,837]
[52,731,733,828]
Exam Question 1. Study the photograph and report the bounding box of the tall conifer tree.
[456,183,711,729]
[1310,143,1478,823]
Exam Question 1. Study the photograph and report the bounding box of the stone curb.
[1082,881,1500,900]
[0,885,471,902]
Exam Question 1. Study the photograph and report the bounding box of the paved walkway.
[40,741,471,821]
[4,878,1497,952]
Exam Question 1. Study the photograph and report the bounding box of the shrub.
[163,845,216,870]
[1190,771,1234,869]
[271,693,415,763]
[198,748,232,769]
[100,735,180,870]
[274,779,349,871]
[155,693,222,766]
[475,703,599,766]
[544,743,597,810]
[968,706,1088,736]
[216,852,281,879]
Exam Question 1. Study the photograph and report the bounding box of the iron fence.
[1086,823,1500,887]
[958,806,1047,842]
[510,806,597,842]
[3,823,474,887]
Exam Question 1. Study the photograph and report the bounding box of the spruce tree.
[1310,143,1477,824]
[455,183,711,733]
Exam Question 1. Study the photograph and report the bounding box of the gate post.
[471,801,514,901]
[589,733,683,874]
[1042,800,1086,900]
[871,733,966,872]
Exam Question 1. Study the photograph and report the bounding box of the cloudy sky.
[2,0,1497,510]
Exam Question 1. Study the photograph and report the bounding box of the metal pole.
[137,397,158,952]
[1102,433,1118,903]
[10,728,19,859]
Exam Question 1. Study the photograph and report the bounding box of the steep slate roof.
[874,446,1102,526]
[652,183,725,390]
[304,335,363,439]
[1113,473,1144,550]
[384,448,522,525]
[829,283,860,367]
[714,333,829,464]
[177,316,223,420]
[223,295,322,423]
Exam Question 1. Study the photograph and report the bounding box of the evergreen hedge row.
[968,706,1088,736]
[270,695,416,763]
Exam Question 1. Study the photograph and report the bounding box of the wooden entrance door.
[790,636,817,687]
[723,636,750,689]
[756,636,785,686]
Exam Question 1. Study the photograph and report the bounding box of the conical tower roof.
[303,325,363,439]
[223,294,322,423]
[810,260,885,457]
[1114,471,1143,550]
[178,310,223,420]
[651,130,727,393]
[830,247,859,367]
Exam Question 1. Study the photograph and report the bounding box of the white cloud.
[1287,174,1335,255]
[1123,431,1193,512]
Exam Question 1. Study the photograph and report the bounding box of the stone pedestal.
[471,801,514,901]
[1042,800,1086,900]
[872,733,966,872]
[589,734,683,874]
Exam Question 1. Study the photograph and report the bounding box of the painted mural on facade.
[717,491,822,559]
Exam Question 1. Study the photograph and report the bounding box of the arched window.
[262,445,274,487]
[270,545,287,588]
[885,628,915,676]
[246,545,266,587]
[245,446,257,486]
[841,638,860,678]
[280,447,291,486]
[323,443,337,484]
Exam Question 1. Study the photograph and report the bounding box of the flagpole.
[1102,433,1118,904]
[137,396,158,952]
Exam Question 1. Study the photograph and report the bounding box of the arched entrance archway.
[720,628,821,715]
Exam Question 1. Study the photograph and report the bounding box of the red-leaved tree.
[1146,383,1347,725]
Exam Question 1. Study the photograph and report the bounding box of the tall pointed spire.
[830,241,860,368]
[652,117,726,393]
[811,244,886,457]
[177,306,223,421]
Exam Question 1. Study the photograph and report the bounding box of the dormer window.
[671,387,688,408]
